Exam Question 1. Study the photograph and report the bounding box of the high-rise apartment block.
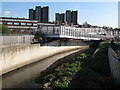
[29,9,34,20]
[55,10,78,25]
[29,6,49,23]
[66,10,78,25]
[42,6,49,23]
[66,10,72,25]
[71,11,77,25]
[55,13,65,24]
[60,13,65,23]
[34,6,42,21]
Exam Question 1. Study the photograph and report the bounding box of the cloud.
[14,14,18,16]
[3,11,11,16]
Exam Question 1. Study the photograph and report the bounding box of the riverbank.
[2,46,89,89]
[33,41,117,88]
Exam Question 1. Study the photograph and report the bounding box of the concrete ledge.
[0,44,89,75]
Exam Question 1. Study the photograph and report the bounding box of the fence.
[0,35,34,46]
[108,42,120,85]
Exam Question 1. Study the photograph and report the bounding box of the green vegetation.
[0,24,11,35]
[33,31,45,42]
[37,41,116,88]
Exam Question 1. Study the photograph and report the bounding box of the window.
[21,23,26,25]
[27,23,32,25]
[14,23,19,25]
[0,22,2,24]
[7,22,12,25]
[33,23,37,26]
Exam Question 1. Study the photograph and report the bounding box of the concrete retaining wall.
[0,35,34,45]
[0,44,88,75]
[108,47,120,85]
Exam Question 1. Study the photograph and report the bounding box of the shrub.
[76,53,89,60]
[64,71,73,76]
[54,77,70,88]
[44,74,56,82]
[54,82,69,88]
[0,24,11,35]
[34,31,45,42]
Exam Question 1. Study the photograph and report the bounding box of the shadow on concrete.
[41,40,100,47]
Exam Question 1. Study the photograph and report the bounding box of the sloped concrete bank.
[0,44,89,75]
[108,42,120,86]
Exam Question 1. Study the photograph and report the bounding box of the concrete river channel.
[1,40,98,89]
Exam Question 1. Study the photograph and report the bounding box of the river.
[1,40,99,89]
[2,48,88,89]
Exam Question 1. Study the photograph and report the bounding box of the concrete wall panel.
[108,48,120,85]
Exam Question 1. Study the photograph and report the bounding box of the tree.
[0,24,11,35]
[34,31,45,43]
[83,22,91,28]
[83,22,88,25]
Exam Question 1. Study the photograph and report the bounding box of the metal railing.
[40,25,108,40]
